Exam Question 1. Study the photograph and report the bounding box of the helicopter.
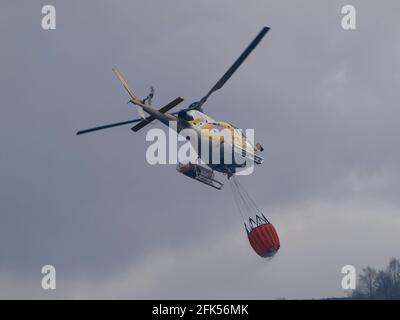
[77,27,270,190]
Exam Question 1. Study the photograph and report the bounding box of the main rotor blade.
[198,27,270,108]
[77,98,184,135]
[76,118,143,135]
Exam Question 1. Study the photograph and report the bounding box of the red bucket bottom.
[248,223,280,258]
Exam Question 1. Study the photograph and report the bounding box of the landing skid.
[176,162,224,190]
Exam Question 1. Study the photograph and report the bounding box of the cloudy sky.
[0,0,399,299]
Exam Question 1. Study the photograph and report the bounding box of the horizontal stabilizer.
[131,97,184,132]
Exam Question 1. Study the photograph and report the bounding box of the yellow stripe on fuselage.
[189,119,253,151]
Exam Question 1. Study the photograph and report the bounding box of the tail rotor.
[142,86,154,106]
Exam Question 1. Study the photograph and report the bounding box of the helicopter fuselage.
[77,26,269,178]
[174,109,264,175]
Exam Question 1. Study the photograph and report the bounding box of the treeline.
[350,257,400,300]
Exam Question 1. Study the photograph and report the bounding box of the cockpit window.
[187,110,214,123]
[178,111,194,121]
